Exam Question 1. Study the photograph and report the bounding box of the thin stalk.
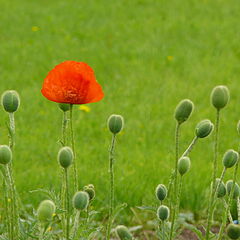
[162,221,165,240]
[60,111,68,235]
[222,199,233,223]
[217,162,238,240]
[169,123,180,240]
[61,170,66,236]
[62,111,68,146]
[65,169,70,240]
[238,197,240,221]
[71,210,80,239]
[70,104,78,192]
[181,136,198,158]
[206,109,220,240]
[175,176,183,223]
[5,165,15,239]
[106,134,116,240]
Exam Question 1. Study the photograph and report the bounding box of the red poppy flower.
[41,61,104,104]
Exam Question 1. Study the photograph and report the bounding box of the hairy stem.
[106,134,116,240]
[206,109,220,240]
[70,104,78,192]
[65,169,70,240]
[71,210,80,239]
[169,123,180,240]
[7,112,19,238]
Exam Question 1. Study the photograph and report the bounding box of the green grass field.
[1,0,240,223]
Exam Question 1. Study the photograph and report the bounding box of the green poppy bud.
[157,205,169,221]
[211,85,230,110]
[0,145,12,165]
[226,180,240,199]
[237,120,240,135]
[37,200,55,222]
[226,224,240,239]
[58,146,73,169]
[58,103,70,112]
[84,185,95,201]
[155,184,167,201]
[222,150,239,168]
[108,114,124,134]
[115,225,133,240]
[213,178,226,198]
[1,90,20,113]
[174,99,194,124]
[178,157,191,176]
[195,119,214,138]
[72,191,89,210]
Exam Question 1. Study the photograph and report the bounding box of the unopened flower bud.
[195,119,214,138]
[58,103,70,112]
[108,114,124,134]
[115,225,133,240]
[226,180,240,199]
[0,145,12,165]
[178,157,191,176]
[213,178,226,198]
[226,224,240,239]
[211,85,230,110]
[155,184,167,201]
[157,205,169,221]
[84,185,95,201]
[58,147,73,169]
[223,150,239,168]
[37,200,56,222]
[72,191,89,210]
[174,99,194,124]
[1,90,20,113]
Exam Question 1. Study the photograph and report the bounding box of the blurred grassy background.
[0,0,240,222]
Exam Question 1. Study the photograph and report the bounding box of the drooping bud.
[211,85,230,110]
[157,205,170,221]
[72,191,89,210]
[178,157,191,176]
[37,200,56,223]
[0,145,12,165]
[195,119,214,138]
[155,184,167,201]
[58,103,70,112]
[1,90,20,113]
[226,180,240,199]
[222,150,239,168]
[115,225,133,240]
[107,114,124,134]
[226,224,240,239]
[84,185,95,201]
[174,99,194,124]
[58,146,73,169]
[213,178,226,198]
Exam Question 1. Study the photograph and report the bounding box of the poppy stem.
[7,112,19,239]
[70,104,79,192]
[169,122,180,240]
[206,109,220,240]
[106,134,116,240]
[64,168,70,240]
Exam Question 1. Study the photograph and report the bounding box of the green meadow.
[1,0,240,223]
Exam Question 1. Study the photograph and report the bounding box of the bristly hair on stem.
[206,109,220,240]
[106,134,116,240]
[70,104,79,192]
[169,122,180,240]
